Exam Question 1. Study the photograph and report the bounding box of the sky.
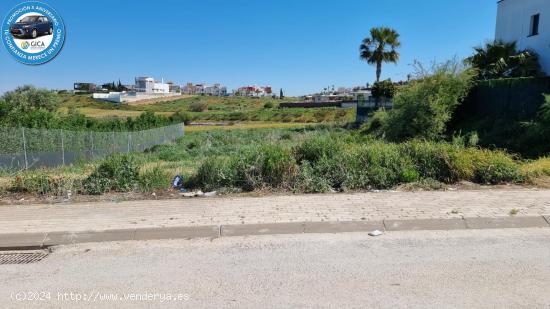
[0,0,497,96]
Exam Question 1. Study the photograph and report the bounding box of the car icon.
[10,15,53,39]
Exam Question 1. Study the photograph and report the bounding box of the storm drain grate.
[0,251,49,265]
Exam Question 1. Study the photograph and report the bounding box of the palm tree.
[465,41,543,80]
[360,27,401,82]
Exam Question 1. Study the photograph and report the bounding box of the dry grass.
[521,157,550,188]
[521,157,550,177]
[126,95,197,106]
[76,108,173,119]
[184,122,316,132]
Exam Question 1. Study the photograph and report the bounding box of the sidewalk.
[1,189,550,248]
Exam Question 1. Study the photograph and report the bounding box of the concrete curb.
[1,216,549,249]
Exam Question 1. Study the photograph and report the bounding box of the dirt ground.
[0,181,541,206]
[126,94,195,106]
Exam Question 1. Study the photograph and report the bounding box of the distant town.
[73,76,387,105]
[73,77,276,103]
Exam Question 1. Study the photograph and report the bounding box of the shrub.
[472,151,522,184]
[293,134,343,163]
[521,157,550,177]
[138,166,170,192]
[313,110,330,122]
[294,161,332,193]
[312,152,355,190]
[258,145,298,188]
[0,85,60,114]
[371,79,397,99]
[10,172,81,196]
[356,142,418,189]
[367,61,477,141]
[11,172,51,195]
[195,145,298,192]
[400,141,457,183]
[228,112,247,121]
[171,110,192,125]
[82,154,138,195]
[263,102,274,108]
[194,156,237,191]
[188,101,208,112]
[154,145,188,162]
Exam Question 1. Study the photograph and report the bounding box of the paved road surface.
[1,229,550,308]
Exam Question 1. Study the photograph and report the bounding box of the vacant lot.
[59,94,355,123]
[2,126,550,203]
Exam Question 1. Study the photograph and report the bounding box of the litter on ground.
[368,230,384,237]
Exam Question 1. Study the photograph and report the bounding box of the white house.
[182,83,227,96]
[234,85,273,97]
[135,77,170,94]
[204,84,228,96]
[496,0,550,74]
[93,76,176,103]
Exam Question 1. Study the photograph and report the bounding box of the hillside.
[58,94,356,123]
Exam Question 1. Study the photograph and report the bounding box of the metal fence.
[0,123,185,170]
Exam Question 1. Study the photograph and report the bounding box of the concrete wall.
[92,92,123,103]
[121,92,179,103]
[496,0,550,74]
[92,92,180,103]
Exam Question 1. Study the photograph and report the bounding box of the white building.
[135,77,170,94]
[235,85,273,97]
[93,76,177,103]
[182,83,227,96]
[496,0,550,74]
[204,84,228,96]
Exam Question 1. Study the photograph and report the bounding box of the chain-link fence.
[0,123,185,170]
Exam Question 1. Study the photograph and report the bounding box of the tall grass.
[192,131,524,193]
[0,127,533,196]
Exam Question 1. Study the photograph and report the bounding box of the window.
[529,14,540,36]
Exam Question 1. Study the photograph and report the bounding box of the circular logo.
[1,1,65,65]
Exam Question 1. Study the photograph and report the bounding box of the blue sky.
[0,0,497,96]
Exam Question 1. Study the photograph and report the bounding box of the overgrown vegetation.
[0,86,188,131]
[2,40,550,200]
[450,91,550,158]
[4,127,542,198]
[57,93,353,124]
[191,133,524,193]
[82,154,139,195]
[465,41,543,80]
[371,79,397,99]
[365,61,477,141]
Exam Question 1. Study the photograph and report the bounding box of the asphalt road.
[1,229,550,308]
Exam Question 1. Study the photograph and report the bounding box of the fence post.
[60,129,65,166]
[21,127,28,170]
[128,132,131,153]
[90,131,94,159]
[112,132,116,154]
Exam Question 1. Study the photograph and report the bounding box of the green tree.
[366,61,476,141]
[371,79,397,99]
[360,27,401,82]
[465,41,543,80]
[0,86,60,127]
